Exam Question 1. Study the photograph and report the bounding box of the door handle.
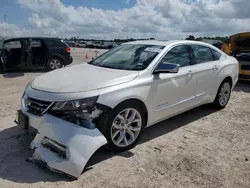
[213,65,219,71]
[187,70,194,76]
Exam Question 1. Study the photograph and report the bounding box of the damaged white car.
[16,40,239,179]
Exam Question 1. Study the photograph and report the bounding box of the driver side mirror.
[153,63,180,74]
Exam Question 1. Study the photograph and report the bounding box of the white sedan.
[18,40,239,179]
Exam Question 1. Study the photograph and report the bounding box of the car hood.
[31,63,139,93]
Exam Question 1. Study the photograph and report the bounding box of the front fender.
[97,78,154,124]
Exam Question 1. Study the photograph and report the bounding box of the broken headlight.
[49,96,101,129]
[51,96,99,112]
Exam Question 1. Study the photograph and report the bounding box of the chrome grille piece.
[25,97,53,116]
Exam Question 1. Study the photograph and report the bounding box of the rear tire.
[96,101,146,152]
[47,57,63,71]
[212,79,232,109]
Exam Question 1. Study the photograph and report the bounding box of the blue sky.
[1,0,29,26]
[0,0,136,26]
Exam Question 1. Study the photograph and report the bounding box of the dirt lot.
[0,48,250,188]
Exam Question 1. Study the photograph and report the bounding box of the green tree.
[185,35,195,40]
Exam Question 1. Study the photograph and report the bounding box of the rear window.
[191,45,214,64]
[45,39,68,47]
[212,49,221,60]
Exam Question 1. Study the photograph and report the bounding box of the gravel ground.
[0,48,250,188]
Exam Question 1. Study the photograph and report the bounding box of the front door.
[151,45,197,123]
[4,39,23,70]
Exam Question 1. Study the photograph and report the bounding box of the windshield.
[0,40,3,50]
[89,44,164,70]
[235,38,250,48]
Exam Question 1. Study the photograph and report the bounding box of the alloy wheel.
[49,59,61,70]
[111,108,142,147]
[219,82,231,106]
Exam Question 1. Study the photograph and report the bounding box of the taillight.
[65,47,70,53]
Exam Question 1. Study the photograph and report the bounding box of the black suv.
[0,37,73,72]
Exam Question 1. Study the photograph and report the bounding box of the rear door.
[30,39,44,66]
[190,45,221,102]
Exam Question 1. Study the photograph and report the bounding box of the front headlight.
[51,96,99,112]
[22,81,32,98]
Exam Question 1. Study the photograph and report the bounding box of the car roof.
[126,40,179,46]
[3,37,61,41]
[125,40,218,48]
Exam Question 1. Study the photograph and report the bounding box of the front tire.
[212,80,232,109]
[47,57,63,71]
[96,101,146,152]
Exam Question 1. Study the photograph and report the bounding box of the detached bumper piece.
[41,137,68,159]
[19,113,107,179]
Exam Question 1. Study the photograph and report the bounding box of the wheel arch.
[45,54,65,67]
[212,75,233,109]
[112,98,149,126]
[216,76,233,97]
[210,75,233,104]
[223,76,233,87]
[95,97,149,152]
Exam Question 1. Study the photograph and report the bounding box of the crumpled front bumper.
[22,112,107,179]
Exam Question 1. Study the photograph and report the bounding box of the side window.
[4,40,21,49]
[159,45,190,67]
[211,49,221,61]
[45,39,65,47]
[191,45,213,64]
[30,40,41,48]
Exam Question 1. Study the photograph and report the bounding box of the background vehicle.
[201,39,223,50]
[75,41,86,48]
[65,40,76,47]
[0,37,73,72]
[235,52,250,81]
[101,42,115,49]
[229,32,250,81]
[92,41,102,48]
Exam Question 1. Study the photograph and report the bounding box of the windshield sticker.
[144,47,162,53]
